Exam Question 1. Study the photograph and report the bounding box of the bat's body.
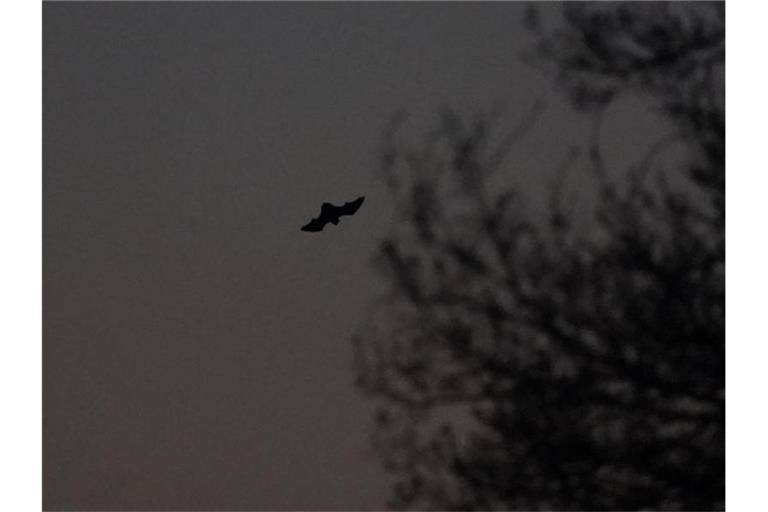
[301,196,365,232]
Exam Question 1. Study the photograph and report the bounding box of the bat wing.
[338,196,365,216]
[300,213,328,232]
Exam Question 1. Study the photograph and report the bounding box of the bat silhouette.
[301,196,365,232]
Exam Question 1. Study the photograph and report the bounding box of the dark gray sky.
[43,3,671,510]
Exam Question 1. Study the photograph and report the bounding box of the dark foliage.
[353,3,724,510]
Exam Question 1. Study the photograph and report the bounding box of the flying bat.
[301,196,365,232]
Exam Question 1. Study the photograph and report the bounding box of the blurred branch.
[355,3,724,510]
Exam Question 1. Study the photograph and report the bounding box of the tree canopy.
[354,3,724,510]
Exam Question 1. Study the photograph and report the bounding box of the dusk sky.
[43,3,673,509]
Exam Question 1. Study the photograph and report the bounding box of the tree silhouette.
[353,3,724,510]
